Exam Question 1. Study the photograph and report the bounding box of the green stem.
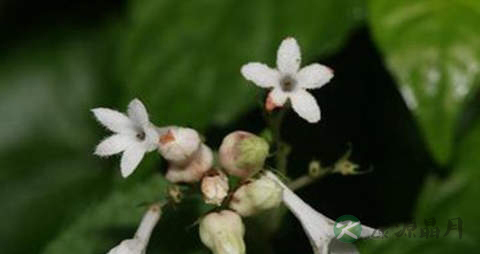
[269,108,290,174]
[288,167,331,191]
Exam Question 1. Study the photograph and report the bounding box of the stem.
[269,108,290,174]
[288,167,332,191]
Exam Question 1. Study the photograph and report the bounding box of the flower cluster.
[94,38,377,254]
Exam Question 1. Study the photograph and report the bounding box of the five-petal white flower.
[241,37,334,123]
[265,171,380,254]
[92,99,159,178]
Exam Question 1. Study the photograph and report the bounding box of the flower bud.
[158,127,201,166]
[199,210,246,254]
[333,158,360,176]
[229,175,282,217]
[165,144,213,183]
[201,170,229,206]
[219,131,269,178]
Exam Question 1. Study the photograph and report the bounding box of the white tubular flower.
[92,99,159,178]
[241,37,334,123]
[199,210,246,254]
[165,144,213,183]
[265,171,379,254]
[229,174,282,217]
[201,170,229,206]
[107,204,162,254]
[158,127,201,166]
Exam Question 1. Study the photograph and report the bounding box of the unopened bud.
[158,127,201,166]
[165,144,213,183]
[333,158,359,176]
[201,170,229,206]
[219,131,269,178]
[308,160,323,177]
[229,175,282,217]
[167,185,184,204]
[199,210,246,254]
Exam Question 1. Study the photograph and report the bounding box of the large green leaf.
[367,0,480,164]
[120,0,365,129]
[0,28,119,254]
[43,175,215,254]
[42,175,169,254]
[359,114,480,253]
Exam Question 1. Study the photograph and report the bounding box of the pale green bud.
[219,131,269,178]
[229,175,282,217]
[199,210,246,254]
[333,158,359,176]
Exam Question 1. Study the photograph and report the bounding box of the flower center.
[280,75,296,92]
[136,131,146,141]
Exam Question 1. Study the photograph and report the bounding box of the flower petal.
[290,90,321,123]
[107,239,144,254]
[265,171,334,254]
[266,171,381,254]
[268,87,288,106]
[328,239,359,254]
[276,37,301,74]
[95,134,135,156]
[127,98,149,126]
[135,204,162,244]
[297,64,334,89]
[143,125,160,152]
[360,224,381,238]
[120,145,145,178]
[241,63,279,88]
[92,108,135,134]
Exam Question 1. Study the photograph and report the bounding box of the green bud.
[229,175,282,217]
[236,136,269,172]
[199,210,246,254]
[219,131,269,178]
[333,158,360,175]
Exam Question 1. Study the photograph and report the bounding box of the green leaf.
[120,0,365,129]
[367,0,480,164]
[0,27,119,254]
[42,175,169,254]
[359,117,480,253]
[43,175,216,254]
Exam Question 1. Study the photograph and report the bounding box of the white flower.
[265,171,380,254]
[199,210,246,254]
[241,37,334,123]
[92,99,159,178]
[107,204,162,254]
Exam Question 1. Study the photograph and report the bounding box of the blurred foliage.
[367,0,480,164]
[0,27,120,253]
[358,113,480,253]
[1,0,480,254]
[42,175,168,254]
[120,0,364,129]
